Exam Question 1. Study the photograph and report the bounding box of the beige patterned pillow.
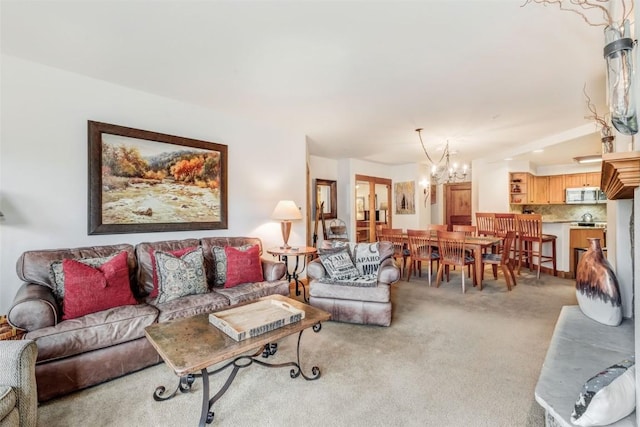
[156,248,208,304]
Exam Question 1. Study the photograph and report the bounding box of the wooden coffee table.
[144,295,331,426]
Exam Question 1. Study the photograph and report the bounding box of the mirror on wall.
[314,179,337,219]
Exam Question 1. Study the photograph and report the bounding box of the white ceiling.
[1,0,616,168]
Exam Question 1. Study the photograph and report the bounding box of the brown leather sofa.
[7,237,288,402]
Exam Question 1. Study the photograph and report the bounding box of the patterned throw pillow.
[61,251,137,320]
[149,246,198,298]
[571,357,636,426]
[49,253,118,303]
[155,247,208,304]
[211,244,253,286]
[224,245,264,288]
[318,248,359,280]
[352,242,381,276]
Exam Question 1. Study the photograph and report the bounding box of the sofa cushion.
[0,386,16,421]
[16,244,137,294]
[199,237,263,287]
[49,253,118,303]
[25,304,158,363]
[224,245,263,288]
[149,246,198,298]
[309,280,390,303]
[571,357,636,426]
[214,280,290,306]
[211,244,253,286]
[135,239,201,298]
[151,292,230,323]
[61,251,138,320]
[318,248,360,280]
[155,248,208,304]
[352,243,383,276]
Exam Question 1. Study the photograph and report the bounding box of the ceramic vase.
[576,238,622,326]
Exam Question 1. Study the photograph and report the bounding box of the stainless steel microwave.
[565,187,607,204]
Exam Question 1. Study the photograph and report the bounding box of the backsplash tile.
[514,204,607,222]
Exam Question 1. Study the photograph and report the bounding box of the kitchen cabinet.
[528,175,564,204]
[509,172,533,204]
[532,175,549,204]
[585,172,601,187]
[548,175,565,203]
[569,227,606,278]
[565,172,601,188]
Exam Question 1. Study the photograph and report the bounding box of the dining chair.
[515,214,557,279]
[435,230,475,293]
[494,213,517,261]
[452,225,476,277]
[481,230,517,290]
[406,229,440,284]
[475,213,496,237]
[378,228,409,277]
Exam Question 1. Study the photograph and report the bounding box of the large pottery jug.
[576,238,622,326]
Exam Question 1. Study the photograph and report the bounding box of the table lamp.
[271,200,302,249]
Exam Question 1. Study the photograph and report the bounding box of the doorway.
[444,182,471,229]
[355,174,392,242]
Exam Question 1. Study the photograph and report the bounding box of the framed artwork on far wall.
[394,181,416,215]
[88,120,228,235]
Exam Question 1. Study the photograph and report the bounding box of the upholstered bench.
[535,305,635,426]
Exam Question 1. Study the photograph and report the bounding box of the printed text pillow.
[352,242,381,276]
[318,248,359,280]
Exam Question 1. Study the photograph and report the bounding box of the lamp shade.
[271,200,302,220]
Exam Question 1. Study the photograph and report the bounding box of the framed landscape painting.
[88,121,228,234]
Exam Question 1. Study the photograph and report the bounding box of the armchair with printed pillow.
[7,237,289,402]
[307,241,400,326]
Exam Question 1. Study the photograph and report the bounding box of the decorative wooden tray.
[208,299,305,341]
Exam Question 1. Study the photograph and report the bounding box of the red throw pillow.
[149,246,198,298]
[62,251,137,320]
[224,245,264,288]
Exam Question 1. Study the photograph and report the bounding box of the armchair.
[0,340,37,427]
[307,241,400,326]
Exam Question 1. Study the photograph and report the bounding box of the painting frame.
[88,121,228,235]
[394,181,416,215]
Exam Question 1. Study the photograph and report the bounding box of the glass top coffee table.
[144,295,331,426]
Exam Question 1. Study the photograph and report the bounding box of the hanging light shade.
[416,128,469,185]
[604,20,638,135]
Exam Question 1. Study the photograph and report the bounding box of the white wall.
[0,55,306,313]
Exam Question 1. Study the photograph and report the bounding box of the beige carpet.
[37,269,577,427]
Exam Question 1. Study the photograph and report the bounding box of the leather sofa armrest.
[378,258,400,285]
[8,283,59,331]
[307,258,327,281]
[261,259,286,281]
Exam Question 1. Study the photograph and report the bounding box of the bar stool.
[475,212,495,237]
[494,213,517,262]
[515,214,557,279]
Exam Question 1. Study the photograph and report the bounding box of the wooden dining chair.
[435,230,475,293]
[475,213,495,237]
[378,228,408,277]
[515,214,557,279]
[406,229,440,284]
[452,225,476,277]
[481,230,517,290]
[494,213,517,261]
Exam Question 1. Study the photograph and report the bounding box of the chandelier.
[416,128,469,184]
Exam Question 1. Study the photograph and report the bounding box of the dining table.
[393,232,503,290]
